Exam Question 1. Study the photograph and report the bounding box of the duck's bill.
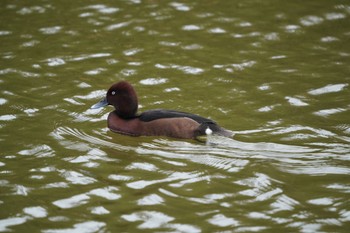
[91,97,108,109]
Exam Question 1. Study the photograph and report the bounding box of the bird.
[91,81,233,139]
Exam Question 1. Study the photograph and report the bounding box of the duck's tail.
[194,121,234,139]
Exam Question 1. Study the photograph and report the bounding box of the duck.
[91,81,233,139]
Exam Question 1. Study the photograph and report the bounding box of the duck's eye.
[111,91,116,95]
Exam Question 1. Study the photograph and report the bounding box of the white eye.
[111,91,116,95]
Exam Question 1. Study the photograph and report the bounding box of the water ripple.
[23,206,48,218]
[0,68,40,77]
[300,15,324,26]
[308,83,348,95]
[0,217,28,232]
[43,221,106,233]
[1,1,350,232]
[155,63,204,75]
[39,26,62,35]
[82,4,119,14]
[51,127,134,152]
[208,214,239,227]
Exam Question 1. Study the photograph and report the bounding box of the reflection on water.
[1,0,350,232]
[45,126,350,232]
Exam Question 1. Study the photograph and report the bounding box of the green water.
[1,0,350,232]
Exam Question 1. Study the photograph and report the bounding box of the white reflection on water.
[300,15,324,26]
[53,194,90,209]
[84,68,107,75]
[16,6,46,15]
[90,206,110,215]
[0,114,16,121]
[108,174,133,181]
[314,108,346,117]
[122,211,174,229]
[23,206,48,218]
[207,214,239,227]
[208,27,227,34]
[213,60,256,73]
[43,221,106,233]
[59,170,96,185]
[39,26,62,35]
[139,77,168,85]
[137,193,164,206]
[280,164,350,175]
[308,83,348,95]
[88,187,121,200]
[285,96,309,106]
[0,217,28,232]
[0,30,12,35]
[126,162,158,171]
[105,21,131,31]
[307,197,334,206]
[326,183,350,193]
[0,98,7,105]
[68,53,111,62]
[14,184,30,196]
[325,12,346,20]
[127,171,204,190]
[47,57,65,66]
[155,63,204,75]
[82,4,119,14]
[182,24,202,31]
[169,2,191,11]
[18,144,54,158]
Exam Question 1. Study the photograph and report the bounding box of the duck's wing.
[139,109,216,124]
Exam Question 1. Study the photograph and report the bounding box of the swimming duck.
[91,81,233,139]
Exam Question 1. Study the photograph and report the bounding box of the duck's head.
[91,81,138,119]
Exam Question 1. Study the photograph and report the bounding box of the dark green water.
[1,0,350,232]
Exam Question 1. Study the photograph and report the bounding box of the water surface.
[1,0,350,232]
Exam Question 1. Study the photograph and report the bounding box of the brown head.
[91,81,138,119]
